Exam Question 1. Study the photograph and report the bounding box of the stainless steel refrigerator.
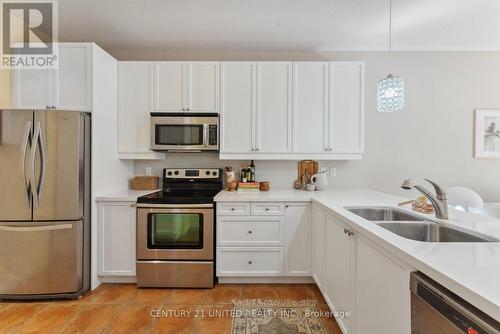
[0,110,90,299]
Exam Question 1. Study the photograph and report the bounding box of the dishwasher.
[410,272,500,334]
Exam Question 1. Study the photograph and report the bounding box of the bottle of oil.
[250,160,256,182]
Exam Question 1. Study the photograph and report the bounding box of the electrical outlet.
[145,167,152,176]
[330,167,336,177]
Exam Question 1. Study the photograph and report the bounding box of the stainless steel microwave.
[150,113,219,152]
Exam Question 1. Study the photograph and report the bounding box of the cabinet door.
[356,237,411,334]
[324,213,354,333]
[284,202,311,276]
[118,61,163,159]
[220,62,256,153]
[12,68,53,109]
[292,62,329,153]
[154,62,186,111]
[97,202,136,276]
[329,62,364,153]
[54,44,92,111]
[311,204,325,289]
[256,62,292,153]
[187,62,219,113]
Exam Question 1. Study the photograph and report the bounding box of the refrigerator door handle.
[30,122,43,208]
[37,122,46,204]
[20,121,32,207]
[0,224,73,232]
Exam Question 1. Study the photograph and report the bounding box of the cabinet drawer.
[251,202,284,215]
[217,217,283,246]
[217,248,283,276]
[217,202,250,216]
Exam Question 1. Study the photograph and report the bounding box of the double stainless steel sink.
[344,207,498,243]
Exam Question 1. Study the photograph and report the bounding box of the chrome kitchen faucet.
[401,179,449,219]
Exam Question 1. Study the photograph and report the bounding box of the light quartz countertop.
[215,188,500,320]
[95,189,159,202]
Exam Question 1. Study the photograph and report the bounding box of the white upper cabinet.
[220,62,256,153]
[188,62,219,113]
[13,43,92,111]
[117,61,164,160]
[54,44,92,110]
[13,68,53,109]
[220,61,364,160]
[154,62,186,111]
[329,62,365,153]
[220,61,292,156]
[154,61,219,113]
[256,62,292,153]
[292,62,329,154]
[284,202,311,276]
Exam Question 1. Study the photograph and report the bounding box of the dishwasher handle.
[410,272,500,334]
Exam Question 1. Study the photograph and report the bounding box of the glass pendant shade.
[377,74,405,112]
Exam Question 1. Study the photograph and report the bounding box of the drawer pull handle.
[231,208,235,211]
[248,260,253,265]
[265,208,270,211]
[248,230,253,234]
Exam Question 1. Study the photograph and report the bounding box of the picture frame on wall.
[474,109,500,158]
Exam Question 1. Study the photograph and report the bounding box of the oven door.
[137,205,214,260]
[150,115,218,151]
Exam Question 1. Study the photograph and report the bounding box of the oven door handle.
[136,203,214,208]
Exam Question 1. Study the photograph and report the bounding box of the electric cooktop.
[137,168,223,205]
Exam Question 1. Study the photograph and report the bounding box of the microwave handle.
[203,124,209,147]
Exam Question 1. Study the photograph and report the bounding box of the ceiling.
[58,0,500,52]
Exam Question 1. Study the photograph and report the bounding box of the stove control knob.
[167,171,173,176]
[212,171,217,176]
[174,170,179,175]
[206,170,211,176]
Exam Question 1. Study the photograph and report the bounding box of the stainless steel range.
[136,168,222,288]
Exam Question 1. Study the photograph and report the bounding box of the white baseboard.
[99,276,137,284]
[218,276,314,284]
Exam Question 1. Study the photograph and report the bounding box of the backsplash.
[134,153,366,190]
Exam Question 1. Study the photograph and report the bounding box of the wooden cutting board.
[297,160,318,183]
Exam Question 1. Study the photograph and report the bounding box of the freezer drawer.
[0,220,83,296]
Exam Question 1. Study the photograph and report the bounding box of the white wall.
[122,50,500,201]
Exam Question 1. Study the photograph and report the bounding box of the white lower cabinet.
[355,237,412,334]
[312,206,412,334]
[311,204,326,288]
[217,216,284,246]
[216,201,311,278]
[324,213,356,334]
[217,200,412,333]
[97,201,136,276]
[284,202,311,275]
[217,247,284,276]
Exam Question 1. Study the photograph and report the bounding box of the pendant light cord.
[388,0,393,74]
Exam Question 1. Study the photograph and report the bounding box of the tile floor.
[0,283,342,334]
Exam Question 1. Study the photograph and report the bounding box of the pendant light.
[377,0,405,112]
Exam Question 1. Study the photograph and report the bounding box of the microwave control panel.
[208,125,218,146]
